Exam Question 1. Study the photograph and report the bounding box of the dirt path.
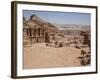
[23,43,82,69]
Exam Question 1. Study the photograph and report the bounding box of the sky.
[23,10,91,25]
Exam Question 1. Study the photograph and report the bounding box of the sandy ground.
[23,43,88,69]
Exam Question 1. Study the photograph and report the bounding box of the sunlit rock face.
[23,14,58,45]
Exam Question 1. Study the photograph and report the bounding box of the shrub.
[80,31,90,47]
[78,50,91,66]
[55,41,58,46]
[59,42,63,47]
[45,43,49,46]
[81,50,86,56]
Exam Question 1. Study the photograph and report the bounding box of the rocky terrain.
[23,14,91,69]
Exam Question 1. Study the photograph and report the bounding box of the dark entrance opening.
[37,39,38,42]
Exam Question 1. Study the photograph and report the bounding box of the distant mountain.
[23,14,90,36]
[23,14,58,34]
[53,23,90,30]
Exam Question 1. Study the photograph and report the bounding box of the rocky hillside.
[23,14,58,34]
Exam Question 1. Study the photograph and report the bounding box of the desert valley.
[23,14,91,69]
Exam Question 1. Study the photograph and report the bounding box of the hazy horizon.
[23,10,91,26]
